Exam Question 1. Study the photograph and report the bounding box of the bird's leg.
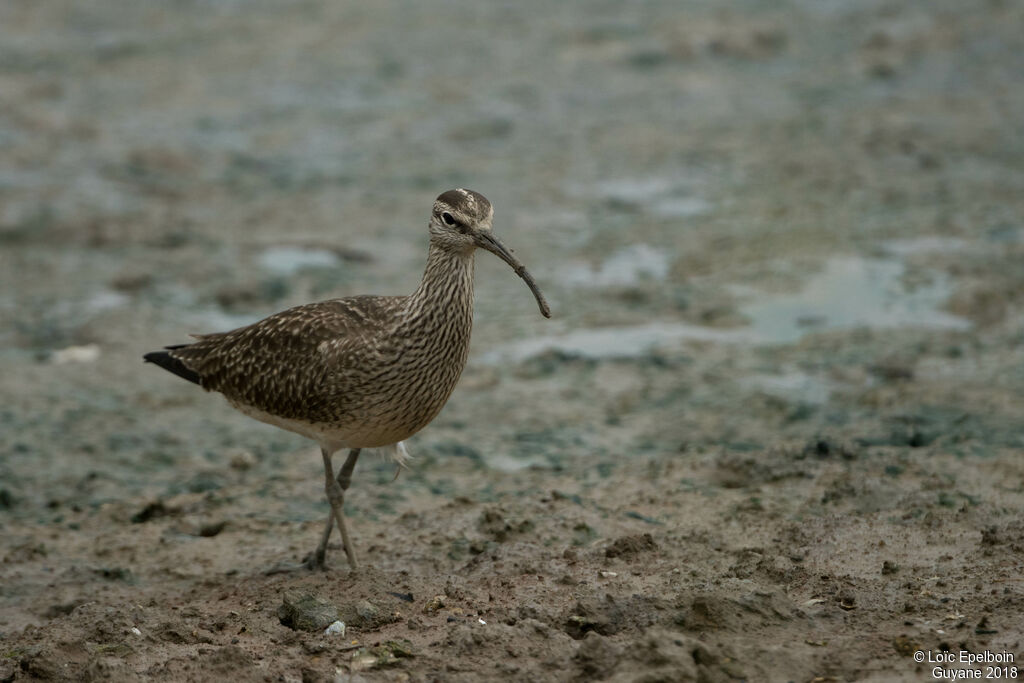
[337,448,360,493]
[308,448,360,570]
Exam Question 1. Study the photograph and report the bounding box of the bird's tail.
[143,346,202,385]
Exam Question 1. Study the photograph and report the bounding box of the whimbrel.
[144,189,550,570]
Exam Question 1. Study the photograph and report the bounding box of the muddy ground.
[2,0,1023,681]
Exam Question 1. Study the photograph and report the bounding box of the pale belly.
[227,396,438,457]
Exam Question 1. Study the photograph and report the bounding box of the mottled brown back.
[168,295,405,424]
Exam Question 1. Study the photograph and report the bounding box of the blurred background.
[2,0,1023,514]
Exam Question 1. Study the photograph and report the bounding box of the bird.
[144,188,550,570]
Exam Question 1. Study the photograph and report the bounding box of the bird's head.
[429,188,494,248]
[429,188,551,318]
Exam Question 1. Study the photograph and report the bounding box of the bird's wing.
[165,296,404,422]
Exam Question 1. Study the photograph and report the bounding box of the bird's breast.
[335,302,473,447]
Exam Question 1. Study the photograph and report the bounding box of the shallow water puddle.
[258,246,340,275]
[581,176,713,218]
[484,252,971,362]
[480,322,749,363]
[739,256,970,345]
[558,244,671,288]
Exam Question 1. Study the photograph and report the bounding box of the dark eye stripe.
[441,211,470,234]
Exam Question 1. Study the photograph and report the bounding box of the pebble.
[324,620,346,636]
[423,595,446,614]
[278,592,340,632]
[227,449,257,471]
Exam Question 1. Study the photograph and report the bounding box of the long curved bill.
[475,232,552,318]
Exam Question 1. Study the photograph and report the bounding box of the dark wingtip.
[144,349,202,385]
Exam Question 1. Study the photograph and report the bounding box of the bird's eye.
[442,212,456,226]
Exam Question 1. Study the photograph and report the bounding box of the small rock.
[339,599,393,629]
[423,595,446,614]
[323,620,346,636]
[227,449,257,471]
[278,592,339,632]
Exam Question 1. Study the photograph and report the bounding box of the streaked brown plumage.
[145,189,550,570]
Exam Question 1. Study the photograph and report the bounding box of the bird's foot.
[302,548,328,571]
[261,547,330,574]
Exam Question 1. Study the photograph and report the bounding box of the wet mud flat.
[2,0,1024,681]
